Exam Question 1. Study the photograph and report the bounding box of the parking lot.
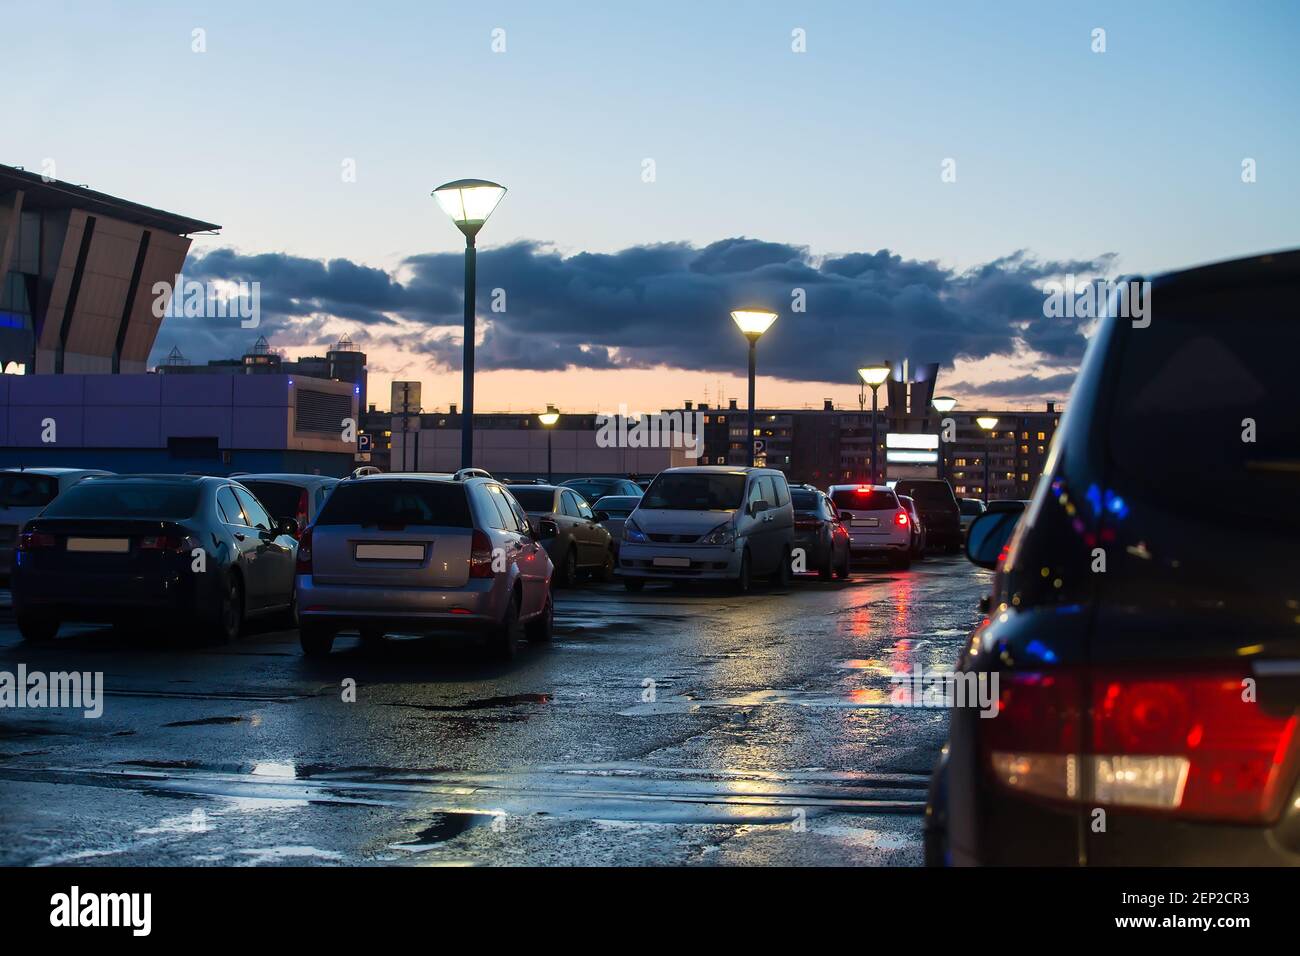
[0,555,986,866]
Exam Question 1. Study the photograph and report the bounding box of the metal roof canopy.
[0,162,220,236]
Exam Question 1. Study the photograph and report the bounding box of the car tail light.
[295,489,309,537]
[894,510,909,527]
[139,534,189,552]
[469,529,495,578]
[16,531,57,552]
[794,517,819,530]
[982,668,1299,823]
[295,526,313,574]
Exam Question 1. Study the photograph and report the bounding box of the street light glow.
[432,179,507,237]
[976,416,1000,431]
[538,410,559,426]
[730,309,778,339]
[932,395,957,413]
[858,365,891,387]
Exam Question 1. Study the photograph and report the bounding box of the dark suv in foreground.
[925,250,1300,865]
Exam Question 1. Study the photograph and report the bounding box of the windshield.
[41,482,200,519]
[832,489,897,511]
[790,490,820,512]
[593,496,638,515]
[0,473,60,508]
[641,473,746,511]
[239,481,305,519]
[317,481,472,527]
[507,488,557,512]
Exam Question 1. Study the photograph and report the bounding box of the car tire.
[623,577,645,592]
[599,548,616,582]
[734,550,752,594]
[770,548,791,588]
[818,547,833,581]
[489,590,523,660]
[299,621,335,656]
[558,548,578,588]
[16,612,59,643]
[835,548,851,580]
[206,574,244,644]
[525,592,554,643]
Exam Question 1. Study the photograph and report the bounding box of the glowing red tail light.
[469,529,495,578]
[295,526,313,574]
[794,518,819,530]
[981,668,1299,823]
[894,510,909,527]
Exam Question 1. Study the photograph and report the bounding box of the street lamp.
[538,406,559,483]
[731,309,778,466]
[858,364,891,484]
[976,416,999,503]
[932,396,956,482]
[432,178,507,470]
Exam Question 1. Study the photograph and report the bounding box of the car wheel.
[558,548,578,588]
[299,620,335,657]
[16,612,59,642]
[489,590,523,660]
[818,547,833,581]
[835,547,851,580]
[623,577,645,592]
[525,592,554,643]
[770,548,791,588]
[207,574,244,644]
[734,550,752,594]
[599,548,616,582]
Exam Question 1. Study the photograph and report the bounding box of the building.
[0,162,218,375]
[944,402,1062,501]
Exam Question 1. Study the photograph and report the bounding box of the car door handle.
[233,532,247,541]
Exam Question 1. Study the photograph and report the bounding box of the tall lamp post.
[538,406,559,483]
[976,416,999,503]
[858,365,891,485]
[432,178,507,470]
[731,309,778,466]
[932,396,956,483]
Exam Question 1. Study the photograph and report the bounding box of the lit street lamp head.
[858,364,891,387]
[731,308,778,342]
[432,179,507,238]
[932,395,957,414]
[976,416,999,431]
[538,410,560,427]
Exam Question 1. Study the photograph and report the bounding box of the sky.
[4,0,1297,413]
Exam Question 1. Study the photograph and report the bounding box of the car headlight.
[699,521,735,546]
[623,517,648,543]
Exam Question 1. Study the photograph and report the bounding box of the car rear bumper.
[12,568,216,621]
[617,541,742,579]
[296,574,506,629]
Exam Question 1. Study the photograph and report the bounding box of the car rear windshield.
[1108,283,1299,524]
[831,489,897,511]
[960,499,985,515]
[791,490,820,511]
[895,482,957,511]
[593,496,638,515]
[239,482,304,519]
[507,488,556,512]
[641,473,746,511]
[0,473,60,508]
[316,480,472,527]
[41,482,200,519]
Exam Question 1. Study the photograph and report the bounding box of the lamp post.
[932,396,956,483]
[731,309,778,466]
[858,365,891,485]
[432,178,507,470]
[976,416,999,503]
[538,406,559,483]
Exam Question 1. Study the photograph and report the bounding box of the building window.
[1037,431,1046,440]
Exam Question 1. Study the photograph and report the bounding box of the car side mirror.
[277,517,300,538]
[965,512,1019,569]
[537,518,559,540]
[749,500,770,516]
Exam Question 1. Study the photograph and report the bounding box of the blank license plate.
[652,556,690,568]
[852,518,879,527]
[355,544,425,561]
[67,537,130,553]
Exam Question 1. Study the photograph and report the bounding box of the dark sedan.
[791,486,850,580]
[11,475,298,644]
[506,484,614,586]
[560,477,644,503]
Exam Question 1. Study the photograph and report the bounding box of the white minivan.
[617,466,795,593]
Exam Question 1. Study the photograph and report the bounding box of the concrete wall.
[390,425,687,477]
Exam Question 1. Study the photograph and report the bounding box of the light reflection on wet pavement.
[0,556,989,865]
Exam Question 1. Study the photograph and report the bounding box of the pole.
[984,433,991,503]
[747,337,757,467]
[546,428,553,484]
[461,235,477,470]
[870,384,879,485]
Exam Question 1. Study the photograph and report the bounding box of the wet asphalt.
[0,555,989,866]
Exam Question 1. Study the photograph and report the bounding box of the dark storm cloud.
[150,239,1115,384]
[946,371,1079,399]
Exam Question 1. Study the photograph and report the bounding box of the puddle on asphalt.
[620,687,889,715]
[388,811,497,853]
[386,693,551,712]
[163,716,246,728]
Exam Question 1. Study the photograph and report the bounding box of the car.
[618,466,794,593]
[560,477,644,502]
[295,475,553,659]
[958,497,986,534]
[635,478,652,492]
[985,498,1031,514]
[893,478,963,552]
[11,474,298,644]
[0,467,113,579]
[234,474,339,538]
[828,484,913,569]
[591,494,641,557]
[925,249,1300,866]
[790,485,851,580]
[897,493,927,560]
[505,484,615,586]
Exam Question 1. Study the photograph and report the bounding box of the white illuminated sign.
[885,432,939,450]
